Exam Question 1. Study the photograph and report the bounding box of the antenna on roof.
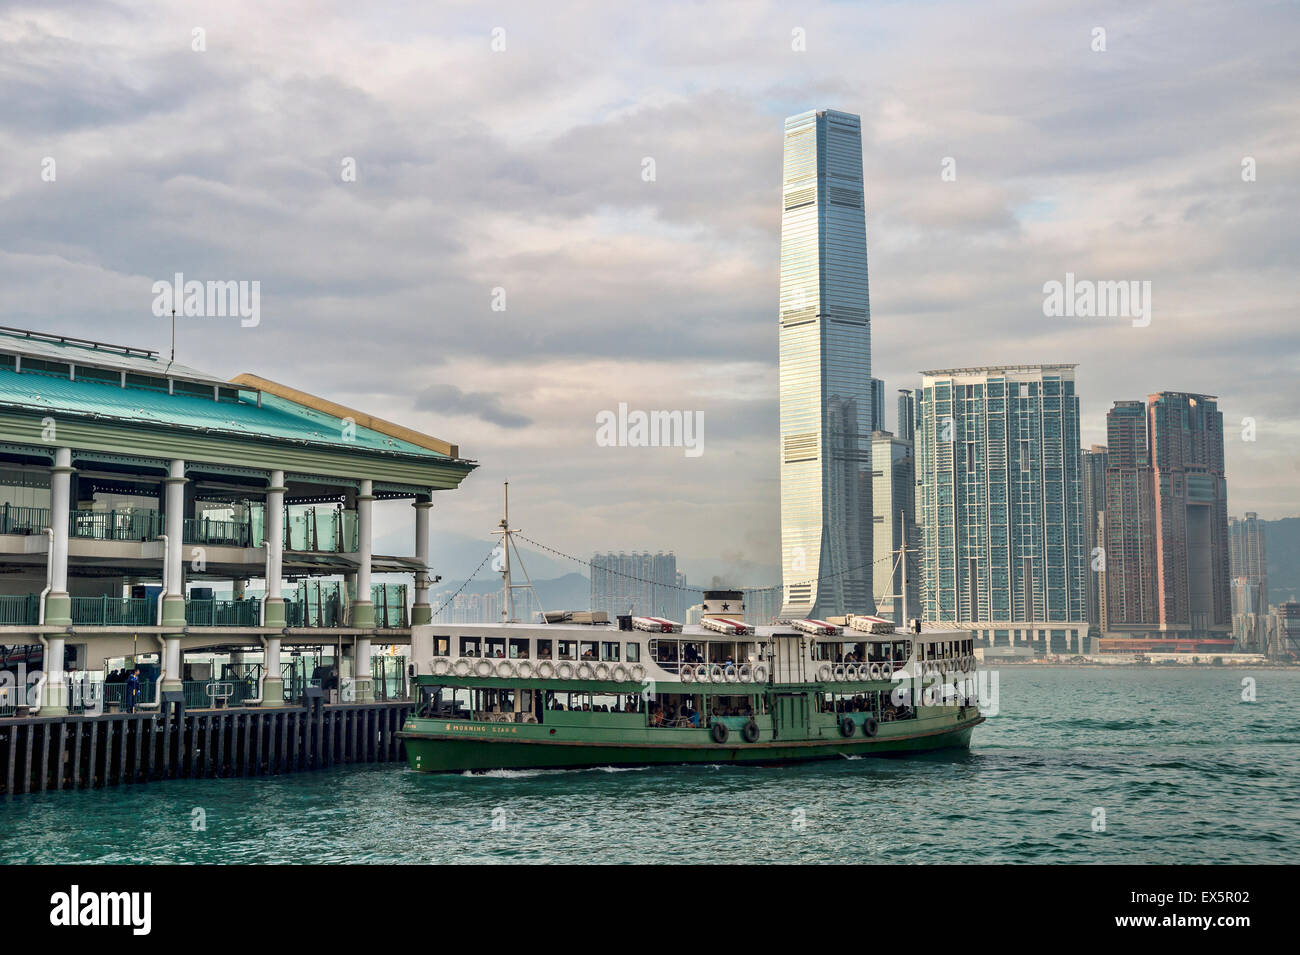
[170,308,176,364]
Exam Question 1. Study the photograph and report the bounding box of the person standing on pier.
[125,668,141,713]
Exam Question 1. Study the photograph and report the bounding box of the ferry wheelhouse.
[399,615,982,773]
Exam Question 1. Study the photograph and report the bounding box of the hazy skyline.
[2,0,1296,585]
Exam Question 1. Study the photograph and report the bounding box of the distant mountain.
[1266,517,1300,604]
[432,572,591,613]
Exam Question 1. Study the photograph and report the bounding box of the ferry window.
[485,638,506,659]
[625,642,640,663]
[558,640,576,660]
[509,638,530,659]
[433,636,450,657]
[600,641,619,662]
[536,640,553,660]
[579,641,598,660]
[459,637,481,657]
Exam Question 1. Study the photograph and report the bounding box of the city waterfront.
[4,666,1296,865]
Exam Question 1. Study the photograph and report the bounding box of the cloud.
[415,383,532,430]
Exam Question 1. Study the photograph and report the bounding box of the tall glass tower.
[778,109,874,619]
[915,364,1088,653]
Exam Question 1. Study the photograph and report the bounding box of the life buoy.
[496,660,515,678]
[840,717,856,737]
[630,664,646,681]
[881,662,894,680]
[817,665,833,682]
[863,717,879,737]
[432,658,451,676]
[681,664,696,684]
[475,659,495,678]
[556,662,575,680]
[742,719,760,743]
[516,661,534,679]
[453,659,471,677]
[709,664,724,683]
[868,663,882,681]
[724,667,739,683]
[752,664,769,683]
[577,662,595,680]
[537,660,556,679]
[738,664,752,683]
[711,721,729,744]
[595,663,611,681]
[833,664,846,682]
[612,664,629,683]
[695,664,709,681]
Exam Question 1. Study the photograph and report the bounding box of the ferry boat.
[399,613,983,773]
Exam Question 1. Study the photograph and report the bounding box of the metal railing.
[181,678,258,709]
[184,597,261,627]
[183,516,257,547]
[0,593,40,625]
[69,508,163,542]
[70,595,156,626]
[0,504,50,535]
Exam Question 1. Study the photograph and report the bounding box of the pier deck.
[0,700,411,794]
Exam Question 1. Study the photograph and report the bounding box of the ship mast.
[495,482,547,624]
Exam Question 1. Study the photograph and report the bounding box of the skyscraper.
[1229,512,1268,612]
[778,108,874,619]
[871,430,920,625]
[1102,393,1231,640]
[1082,444,1109,630]
[589,551,688,622]
[871,378,886,432]
[1150,393,1232,636]
[915,365,1088,653]
[896,388,916,443]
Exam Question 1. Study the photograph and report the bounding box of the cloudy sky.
[1,0,1296,584]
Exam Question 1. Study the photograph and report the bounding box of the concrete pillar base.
[350,600,375,629]
[43,592,72,627]
[160,595,186,630]
[411,605,432,626]
[260,677,286,706]
[263,597,286,629]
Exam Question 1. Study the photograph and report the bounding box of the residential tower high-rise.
[1082,444,1109,631]
[778,108,875,619]
[915,365,1088,653]
[1101,393,1232,642]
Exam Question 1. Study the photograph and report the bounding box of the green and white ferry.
[399,609,983,773]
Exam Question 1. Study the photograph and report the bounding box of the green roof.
[0,366,448,459]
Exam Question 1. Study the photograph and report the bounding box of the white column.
[263,470,286,628]
[164,459,185,601]
[160,459,186,692]
[412,499,433,624]
[49,447,71,597]
[356,479,373,608]
[352,479,374,700]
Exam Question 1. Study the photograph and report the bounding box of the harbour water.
[3,667,1297,864]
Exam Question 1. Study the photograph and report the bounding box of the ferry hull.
[399,717,982,774]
